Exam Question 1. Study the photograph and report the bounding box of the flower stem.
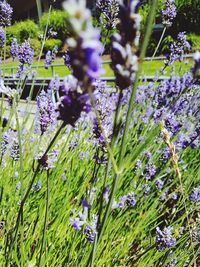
[38,170,50,267]
[151,26,166,60]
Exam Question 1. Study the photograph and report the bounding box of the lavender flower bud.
[10,38,19,60]
[84,226,95,243]
[70,217,85,231]
[155,179,164,189]
[45,46,58,69]
[0,0,13,27]
[189,187,200,204]
[156,226,176,251]
[18,39,34,66]
[36,90,57,135]
[161,0,176,27]
[165,32,190,65]
[57,75,91,126]
[165,258,177,267]
[96,0,119,30]
[111,0,141,89]
[63,0,103,92]
[126,192,136,207]
[0,27,5,48]
[10,140,20,161]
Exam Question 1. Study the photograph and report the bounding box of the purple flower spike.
[0,27,5,48]
[126,192,136,207]
[57,75,91,126]
[189,187,200,204]
[84,226,95,243]
[161,0,176,27]
[63,0,103,92]
[0,1,13,27]
[156,226,176,251]
[10,38,19,60]
[111,0,141,89]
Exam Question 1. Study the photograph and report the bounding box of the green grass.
[1,58,193,78]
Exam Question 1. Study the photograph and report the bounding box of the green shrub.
[187,33,200,52]
[30,38,42,58]
[40,11,70,42]
[6,20,39,45]
[43,38,62,53]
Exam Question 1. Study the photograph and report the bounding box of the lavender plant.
[0,0,200,266]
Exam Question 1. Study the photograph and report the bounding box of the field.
[1,58,193,78]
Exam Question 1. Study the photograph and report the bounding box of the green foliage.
[171,0,200,35]
[30,38,42,58]
[43,38,62,53]
[187,33,200,52]
[40,10,70,42]
[6,20,39,45]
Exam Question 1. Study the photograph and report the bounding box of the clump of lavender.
[156,226,176,251]
[57,75,91,127]
[189,187,200,204]
[111,0,141,89]
[63,0,103,92]
[161,0,176,27]
[16,39,34,78]
[36,90,57,135]
[45,46,58,69]
[0,27,5,48]
[96,0,119,30]
[0,0,13,27]
[10,38,18,60]
[165,32,190,65]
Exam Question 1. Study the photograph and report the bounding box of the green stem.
[37,5,52,67]
[4,26,6,66]
[38,170,50,267]
[151,26,166,60]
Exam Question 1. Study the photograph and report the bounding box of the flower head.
[189,187,200,204]
[10,38,19,60]
[111,0,141,89]
[36,90,57,135]
[63,0,103,91]
[156,226,176,251]
[0,0,13,27]
[57,75,91,126]
[0,27,5,48]
[161,0,176,27]
[165,32,190,65]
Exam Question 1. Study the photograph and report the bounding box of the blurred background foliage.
[4,0,200,58]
